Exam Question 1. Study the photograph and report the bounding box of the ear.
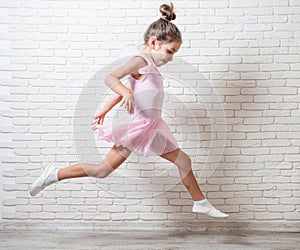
[149,36,159,49]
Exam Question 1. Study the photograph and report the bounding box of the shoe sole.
[193,206,229,218]
[209,213,229,218]
[30,165,55,196]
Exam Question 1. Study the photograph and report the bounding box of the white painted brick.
[55,212,82,220]
[42,190,71,198]
[38,57,66,65]
[3,199,28,206]
[2,212,28,220]
[111,212,139,221]
[125,205,152,213]
[200,48,230,56]
[244,117,273,124]
[30,198,56,205]
[28,212,56,220]
[235,191,262,198]
[199,64,229,72]
[235,177,262,184]
[225,198,252,205]
[231,48,260,56]
[140,213,168,221]
[43,205,69,212]
[284,213,300,220]
[168,213,196,220]
[16,205,42,212]
[1,0,300,225]
[255,212,284,220]
[280,197,300,205]
[264,189,292,198]
[228,212,254,220]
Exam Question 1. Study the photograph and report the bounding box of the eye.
[167,49,173,54]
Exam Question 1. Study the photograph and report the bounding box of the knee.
[175,151,192,170]
[181,151,192,164]
[93,163,113,179]
[95,170,111,178]
[184,152,192,164]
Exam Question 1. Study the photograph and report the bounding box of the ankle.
[45,168,59,185]
[194,199,207,205]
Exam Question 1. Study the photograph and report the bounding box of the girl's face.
[149,38,181,67]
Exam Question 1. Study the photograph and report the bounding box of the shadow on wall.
[215,73,295,220]
[72,56,228,198]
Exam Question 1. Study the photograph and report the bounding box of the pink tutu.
[96,45,179,157]
[97,114,178,157]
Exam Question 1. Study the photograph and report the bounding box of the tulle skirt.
[96,114,179,157]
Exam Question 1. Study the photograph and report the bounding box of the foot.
[192,200,229,218]
[30,165,57,196]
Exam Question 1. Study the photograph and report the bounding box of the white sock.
[194,199,212,208]
[193,199,229,218]
[45,168,59,185]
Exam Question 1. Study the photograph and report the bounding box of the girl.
[30,3,228,218]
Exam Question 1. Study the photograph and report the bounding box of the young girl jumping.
[30,3,228,218]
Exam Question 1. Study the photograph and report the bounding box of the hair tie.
[160,16,170,22]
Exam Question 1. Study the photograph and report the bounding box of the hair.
[143,3,182,44]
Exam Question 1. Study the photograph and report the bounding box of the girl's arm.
[101,92,123,114]
[102,81,131,113]
[105,56,147,114]
[92,82,130,130]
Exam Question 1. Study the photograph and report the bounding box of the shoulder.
[107,55,149,80]
[128,56,148,69]
[124,56,148,76]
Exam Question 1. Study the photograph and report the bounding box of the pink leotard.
[96,45,179,157]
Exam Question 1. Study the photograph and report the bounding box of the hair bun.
[160,3,176,21]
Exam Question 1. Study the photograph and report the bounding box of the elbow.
[104,74,112,88]
[116,95,123,102]
[104,74,121,89]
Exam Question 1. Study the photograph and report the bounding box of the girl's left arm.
[104,56,147,114]
[92,82,130,130]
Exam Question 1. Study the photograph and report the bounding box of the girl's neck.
[141,45,151,54]
[140,45,154,63]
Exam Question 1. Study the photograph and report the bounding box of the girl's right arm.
[104,56,147,114]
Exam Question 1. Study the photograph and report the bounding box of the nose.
[168,55,173,62]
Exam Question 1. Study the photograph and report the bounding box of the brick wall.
[1,0,299,224]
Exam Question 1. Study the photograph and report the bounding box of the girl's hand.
[120,92,135,114]
[92,111,107,131]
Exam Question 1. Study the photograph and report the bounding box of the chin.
[156,61,167,67]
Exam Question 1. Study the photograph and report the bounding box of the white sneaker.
[192,203,229,218]
[30,165,56,196]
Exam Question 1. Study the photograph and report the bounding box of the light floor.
[0,229,299,250]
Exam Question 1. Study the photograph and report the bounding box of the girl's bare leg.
[160,148,205,201]
[160,148,229,217]
[58,145,131,180]
[30,145,131,196]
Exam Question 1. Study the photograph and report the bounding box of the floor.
[0,229,299,249]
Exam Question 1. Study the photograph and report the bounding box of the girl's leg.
[160,148,229,218]
[30,145,131,196]
[160,148,205,201]
[58,145,131,180]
